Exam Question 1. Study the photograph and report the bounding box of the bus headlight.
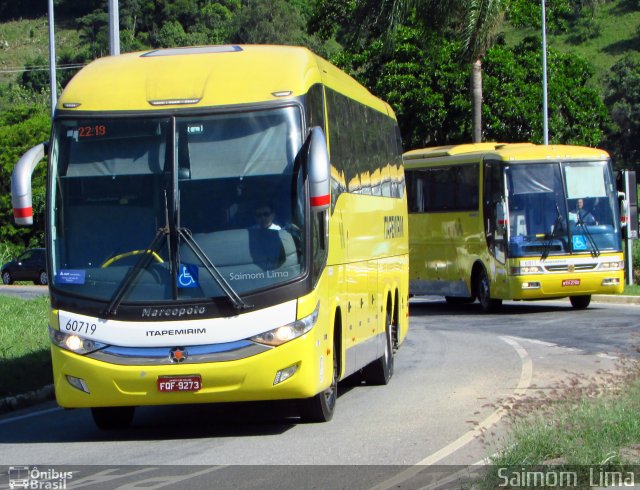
[599,261,623,271]
[511,266,542,275]
[49,326,106,355]
[250,302,320,347]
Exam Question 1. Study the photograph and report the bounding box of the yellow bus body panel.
[58,45,391,115]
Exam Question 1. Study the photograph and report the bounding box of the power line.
[0,64,86,74]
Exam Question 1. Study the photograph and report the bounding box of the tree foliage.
[335,25,471,149]
[603,55,640,168]
[483,37,608,146]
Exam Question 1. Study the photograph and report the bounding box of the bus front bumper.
[509,270,624,300]
[51,334,329,408]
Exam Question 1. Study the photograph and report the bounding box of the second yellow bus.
[404,143,624,311]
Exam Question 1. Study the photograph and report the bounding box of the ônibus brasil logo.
[8,466,73,489]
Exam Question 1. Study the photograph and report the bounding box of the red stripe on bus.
[310,195,330,207]
[13,207,33,218]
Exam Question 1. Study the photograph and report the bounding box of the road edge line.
[368,335,532,490]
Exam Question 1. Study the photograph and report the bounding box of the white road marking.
[369,335,532,490]
[0,406,62,425]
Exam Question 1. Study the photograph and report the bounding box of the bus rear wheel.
[298,345,337,422]
[569,295,591,309]
[91,406,135,430]
[363,309,394,385]
[475,269,502,313]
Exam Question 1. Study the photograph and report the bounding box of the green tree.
[463,0,507,142]
[483,37,609,146]
[77,10,109,57]
[230,0,313,46]
[19,56,50,93]
[156,20,192,48]
[329,0,507,142]
[334,25,471,149]
[603,55,640,169]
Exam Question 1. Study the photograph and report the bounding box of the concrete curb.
[0,385,55,415]
[592,294,640,305]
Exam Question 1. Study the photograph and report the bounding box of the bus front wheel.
[298,345,337,423]
[91,406,135,430]
[475,269,502,313]
[569,295,591,309]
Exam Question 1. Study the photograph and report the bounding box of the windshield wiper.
[575,215,601,258]
[104,226,168,317]
[541,201,564,261]
[104,191,172,317]
[178,227,252,310]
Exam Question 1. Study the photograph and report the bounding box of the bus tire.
[475,268,502,313]
[91,406,135,430]
[298,344,337,423]
[445,296,474,305]
[363,308,394,385]
[569,295,591,309]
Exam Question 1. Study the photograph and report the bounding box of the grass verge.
[623,283,640,295]
[478,357,640,488]
[0,294,51,398]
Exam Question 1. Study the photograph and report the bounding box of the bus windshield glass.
[49,107,305,303]
[506,160,620,258]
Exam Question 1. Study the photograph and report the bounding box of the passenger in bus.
[572,198,598,225]
[252,203,281,230]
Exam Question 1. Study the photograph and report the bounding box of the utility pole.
[109,0,120,56]
[541,0,549,145]
[47,0,57,117]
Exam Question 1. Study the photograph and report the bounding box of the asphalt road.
[0,297,639,489]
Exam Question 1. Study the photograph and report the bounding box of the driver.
[575,198,597,225]
[252,203,281,230]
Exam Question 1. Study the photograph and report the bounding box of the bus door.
[483,160,509,296]
[483,160,508,264]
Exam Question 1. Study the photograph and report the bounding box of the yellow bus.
[404,143,624,312]
[11,45,409,428]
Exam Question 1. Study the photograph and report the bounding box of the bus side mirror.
[496,199,507,236]
[618,170,638,239]
[307,126,330,213]
[11,142,48,226]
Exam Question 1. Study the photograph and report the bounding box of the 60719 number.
[63,319,97,335]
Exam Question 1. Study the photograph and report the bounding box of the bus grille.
[544,263,597,272]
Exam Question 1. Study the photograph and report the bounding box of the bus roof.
[403,143,609,166]
[58,45,393,116]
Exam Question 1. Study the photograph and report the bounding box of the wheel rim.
[324,350,338,410]
[2,272,10,284]
[384,311,393,367]
[479,273,490,306]
[40,272,48,285]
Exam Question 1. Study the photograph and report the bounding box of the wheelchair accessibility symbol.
[572,235,588,251]
[178,264,199,288]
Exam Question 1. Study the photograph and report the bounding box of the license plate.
[562,279,581,287]
[157,375,202,392]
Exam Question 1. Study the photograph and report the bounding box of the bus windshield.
[506,160,621,258]
[49,106,305,303]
